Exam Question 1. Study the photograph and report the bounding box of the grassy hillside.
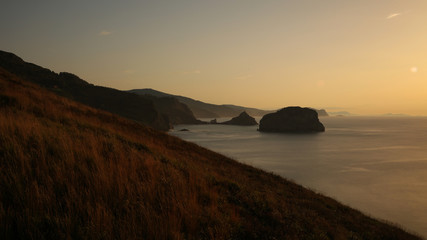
[0,68,421,239]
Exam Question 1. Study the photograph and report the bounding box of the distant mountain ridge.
[129,88,329,119]
[129,88,274,118]
[0,50,201,130]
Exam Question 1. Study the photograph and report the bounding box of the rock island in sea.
[259,106,325,133]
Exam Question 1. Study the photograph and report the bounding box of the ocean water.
[171,116,427,237]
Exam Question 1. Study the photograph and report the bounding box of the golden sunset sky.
[2,1,426,115]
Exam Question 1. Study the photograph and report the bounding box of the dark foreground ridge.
[0,50,203,130]
[0,64,421,239]
[259,106,326,133]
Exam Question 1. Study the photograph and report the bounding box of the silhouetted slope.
[130,88,273,118]
[142,94,204,125]
[0,67,420,239]
[0,50,171,130]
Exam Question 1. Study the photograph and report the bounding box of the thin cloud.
[99,30,112,36]
[386,13,402,19]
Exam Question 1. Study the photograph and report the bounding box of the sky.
[1,0,427,115]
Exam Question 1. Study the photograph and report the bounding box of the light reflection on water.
[171,116,427,237]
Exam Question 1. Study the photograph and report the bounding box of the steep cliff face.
[259,106,325,133]
[0,50,170,131]
[142,94,204,125]
[221,111,258,126]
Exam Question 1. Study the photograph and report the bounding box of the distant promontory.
[315,109,329,117]
[259,107,325,133]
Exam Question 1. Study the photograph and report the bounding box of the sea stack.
[259,107,325,133]
[221,111,258,126]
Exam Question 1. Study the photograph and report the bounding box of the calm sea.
[171,116,427,237]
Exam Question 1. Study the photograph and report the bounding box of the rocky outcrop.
[259,107,325,133]
[221,111,258,126]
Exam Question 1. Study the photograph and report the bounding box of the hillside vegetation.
[0,68,421,239]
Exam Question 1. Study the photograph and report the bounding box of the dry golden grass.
[0,67,421,239]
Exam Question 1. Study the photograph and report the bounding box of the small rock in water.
[220,111,258,126]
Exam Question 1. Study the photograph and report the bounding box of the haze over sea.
[172,116,427,237]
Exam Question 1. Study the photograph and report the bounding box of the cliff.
[141,94,205,125]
